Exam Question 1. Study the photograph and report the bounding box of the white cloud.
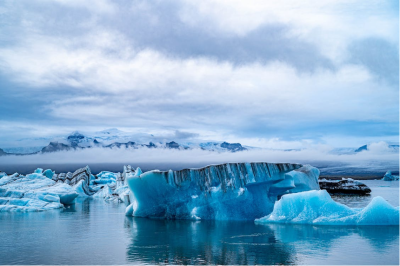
[0,0,397,147]
[0,144,397,174]
[0,27,397,140]
[43,0,116,14]
[178,0,398,62]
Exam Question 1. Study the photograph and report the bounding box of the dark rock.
[41,142,72,153]
[319,178,371,195]
[106,141,136,148]
[220,142,247,152]
[355,145,368,152]
[146,142,156,148]
[166,141,180,149]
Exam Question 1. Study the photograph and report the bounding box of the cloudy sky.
[0,0,398,149]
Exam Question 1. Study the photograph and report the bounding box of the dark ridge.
[106,141,136,148]
[220,142,247,152]
[41,142,72,153]
[146,142,156,148]
[158,162,302,191]
[166,141,180,149]
[355,144,368,152]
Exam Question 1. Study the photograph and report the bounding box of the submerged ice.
[255,190,399,225]
[125,162,320,220]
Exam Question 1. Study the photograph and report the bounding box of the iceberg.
[382,171,399,181]
[0,169,76,212]
[126,162,320,220]
[255,190,399,225]
[0,165,132,212]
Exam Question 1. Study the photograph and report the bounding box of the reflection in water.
[125,218,295,265]
[125,218,399,265]
[0,196,398,265]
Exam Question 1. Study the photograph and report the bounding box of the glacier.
[125,162,320,220]
[255,190,399,225]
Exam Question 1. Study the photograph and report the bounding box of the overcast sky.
[0,0,398,148]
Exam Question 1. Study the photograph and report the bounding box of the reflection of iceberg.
[125,216,399,265]
[126,163,320,220]
[256,190,399,225]
[267,223,399,249]
[125,218,295,265]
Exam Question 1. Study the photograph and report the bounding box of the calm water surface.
[0,181,398,265]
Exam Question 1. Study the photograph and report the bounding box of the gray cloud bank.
[0,0,398,146]
[0,142,397,176]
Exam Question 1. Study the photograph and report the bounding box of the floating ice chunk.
[93,185,113,198]
[94,171,118,184]
[74,180,91,197]
[34,168,43,174]
[43,169,55,179]
[286,164,320,193]
[382,171,399,181]
[0,197,63,212]
[38,183,78,204]
[125,203,134,216]
[255,190,399,225]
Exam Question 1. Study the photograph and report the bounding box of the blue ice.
[255,190,399,225]
[126,163,320,220]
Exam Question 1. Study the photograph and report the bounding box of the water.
[0,181,398,265]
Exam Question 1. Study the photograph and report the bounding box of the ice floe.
[0,166,132,212]
[255,190,399,225]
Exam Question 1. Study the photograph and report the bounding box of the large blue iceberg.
[255,190,399,225]
[125,163,320,220]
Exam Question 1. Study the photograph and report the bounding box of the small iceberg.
[382,171,399,181]
[0,166,132,212]
[255,190,399,225]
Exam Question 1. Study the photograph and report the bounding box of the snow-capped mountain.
[0,129,250,155]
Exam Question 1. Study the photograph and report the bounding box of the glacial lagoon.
[0,180,398,265]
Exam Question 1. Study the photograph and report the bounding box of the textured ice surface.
[255,190,399,225]
[0,165,133,212]
[0,170,78,212]
[93,171,118,184]
[382,171,399,181]
[126,162,319,220]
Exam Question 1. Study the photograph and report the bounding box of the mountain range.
[0,129,249,155]
[0,128,398,156]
